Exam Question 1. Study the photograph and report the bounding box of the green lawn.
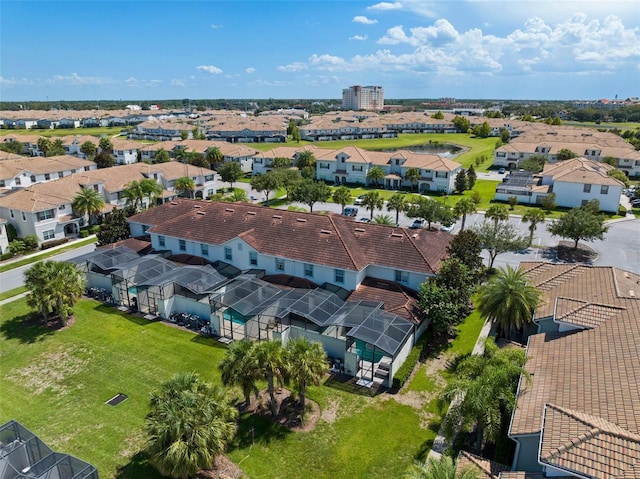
[0,286,27,302]
[0,237,98,273]
[2,297,472,479]
[0,127,125,138]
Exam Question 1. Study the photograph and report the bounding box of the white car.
[409,219,425,229]
[440,223,454,232]
[353,195,365,205]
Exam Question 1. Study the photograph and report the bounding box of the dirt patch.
[22,313,76,331]
[197,454,245,479]
[6,346,91,395]
[321,396,342,424]
[244,388,321,432]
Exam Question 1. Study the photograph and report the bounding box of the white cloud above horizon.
[349,35,368,41]
[196,65,223,74]
[353,16,378,25]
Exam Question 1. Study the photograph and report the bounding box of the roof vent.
[272,214,282,219]
[193,204,201,208]
[629,290,635,297]
[225,208,234,212]
[247,211,256,216]
[391,233,403,238]
[412,233,419,238]
[196,211,205,215]
[354,227,366,233]
[320,229,331,234]
[296,218,307,223]
[170,201,178,205]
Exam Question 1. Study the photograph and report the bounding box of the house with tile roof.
[252,145,322,175]
[494,157,624,212]
[506,262,640,477]
[0,155,96,193]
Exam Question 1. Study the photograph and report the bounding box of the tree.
[47,139,65,156]
[521,209,546,246]
[556,148,577,161]
[404,456,479,479]
[404,168,420,191]
[547,205,608,249]
[476,265,542,339]
[72,187,105,226]
[519,154,546,173]
[441,338,527,451]
[94,150,115,168]
[295,150,316,170]
[0,139,24,154]
[24,261,84,326]
[141,178,163,206]
[218,341,259,406]
[122,180,145,211]
[472,121,491,138]
[332,186,352,214]
[541,192,556,212]
[508,196,518,210]
[485,204,510,225]
[453,198,477,231]
[223,189,249,203]
[154,148,170,164]
[466,165,476,189]
[366,166,385,187]
[361,191,384,219]
[186,152,208,168]
[255,340,289,417]
[205,147,223,168]
[473,220,528,270]
[291,125,301,143]
[174,177,196,198]
[286,338,326,412]
[607,168,630,188]
[37,137,51,156]
[373,214,394,225]
[407,197,442,230]
[97,208,131,245]
[386,193,407,225]
[454,170,468,194]
[145,372,237,479]
[291,179,331,212]
[499,128,511,144]
[250,171,281,204]
[80,141,97,159]
[98,137,113,153]
[431,110,444,119]
[275,168,302,200]
[218,162,243,189]
[453,115,471,133]
[180,130,188,141]
[447,229,484,280]
[272,156,293,170]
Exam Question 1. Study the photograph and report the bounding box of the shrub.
[89,225,100,234]
[41,238,69,250]
[392,340,424,389]
[508,196,518,210]
[23,235,39,251]
[619,205,629,216]
[1,252,14,261]
[8,240,27,256]
[79,230,89,238]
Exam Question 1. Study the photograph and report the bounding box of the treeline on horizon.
[1,98,639,122]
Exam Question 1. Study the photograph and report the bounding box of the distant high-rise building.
[342,85,384,111]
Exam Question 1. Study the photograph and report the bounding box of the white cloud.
[349,35,368,41]
[245,67,256,74]
[210,24,223,29]
[353,16,378,25]
[309,54,348,71]
[171,79,185,86]
[196,65,223,74]
[49,72,110,85]
[367,2,402,11]
[248,79,293,87]
[277,62,308,72]
[123,77,161,87]
[0,76,33,87]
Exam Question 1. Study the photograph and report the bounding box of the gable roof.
[0,155,95,180]
[130,199,451,275]
[541,157,624,187]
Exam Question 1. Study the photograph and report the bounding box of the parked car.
[353,195,366,205]
[440,223,455,232]
[344,207,359,217]
[409,219,425,229]
[498,167,506,174]
[631,198,640,207]
[358,217,371,223]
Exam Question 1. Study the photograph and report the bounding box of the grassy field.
[0,296,486,479]
[0,286,27,302]
[0,127,125,138]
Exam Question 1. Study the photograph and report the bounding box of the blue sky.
[1,1,639,101]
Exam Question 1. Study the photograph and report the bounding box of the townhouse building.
[252,145,322,175]
[0,155,97,193]
[203,116,287,143]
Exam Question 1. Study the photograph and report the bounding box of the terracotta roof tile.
[347,277,420,323]
[456,451,510,479]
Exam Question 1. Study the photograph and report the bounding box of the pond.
[366,142,462,157]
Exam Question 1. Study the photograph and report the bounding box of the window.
[58,205,65,211]
[158,236,165,247]
[58,171,64,178]
[237,243,243,251]
[436,172,448,178]
[37,209,54,221]
[600,185,609,195]
[43,229,55,240]
[334,269,344,284]
[21,212,27,221]
[205,175,214,182]
[0,180,4,187]
[352,165,363,172]
[179,239,186,251]
[201,244,209,256]
[30,175,36,183]
[304,263,314,277]
[276,258,285,271]
[15,177,21,185]
[9,209,14,218]
[249,251,258,266]
[224,246,232,261]
[395,270,409,284]
[44,173,50,180]
[583,184,591,193]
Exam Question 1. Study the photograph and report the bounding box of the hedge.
[392,338,426,389]
[41,238,69,250]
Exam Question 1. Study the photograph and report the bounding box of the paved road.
[0,243,96,293]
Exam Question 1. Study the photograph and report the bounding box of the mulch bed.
[553,241,598,263]
[23,313,75,330]
[244,388,321,433]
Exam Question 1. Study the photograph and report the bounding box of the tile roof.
[541,157,624,187]
[131,199,451,275]
[347,277,421,323]
[510,262,640,474]
[498,473,545,479]
[539,403,640,478]
[0,155,95,180]
[456,451,510,479]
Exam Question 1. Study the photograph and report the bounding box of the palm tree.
[387,193,407,225]
[404,456,479,479]
[223,189,249,203]
[295,150,316,170]
[286,338,326,412]
[362,191,383,219]
[37,137,51,156]
[145,372,237,479]
[174,177,195,198]
[72,187,105,226]
[366,166,385,187]
[24,261,84,326]
[332,186,352,214]
[255,340,289,417]
[373,214,395,225]
[485,204,509,225]
[521,209,546,246]
[441,338,527,452]
[476,265,543,339]
[404,168,420,192]
[98,137,113,153]
[140,178,163,206]
[80,141,97,159]
[205,146,223,169]
[453,198,477,231]
[218,341,259,406]
[122,180,145,211]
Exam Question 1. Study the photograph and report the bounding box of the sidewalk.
[0,235,97,267]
